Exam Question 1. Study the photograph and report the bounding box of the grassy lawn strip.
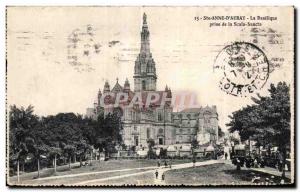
[94,172,155,186]
[164,163,291,185]
[9,159,192,182]
[12,168,152,185]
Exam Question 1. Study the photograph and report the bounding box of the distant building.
[86,13,218,147]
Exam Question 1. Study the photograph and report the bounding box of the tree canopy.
[227,82,291,151]
[8,105,122,172]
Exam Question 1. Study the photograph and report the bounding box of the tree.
[48,147,62,174]
[75,139,90,167]
[93,110,123,158]
[147,139,156,159]
[9,105,39,180]
[218,126,225,138]
[34,144,49,178]
[63,144,76,169]
[227,82,291,178]
[8,105,124,175]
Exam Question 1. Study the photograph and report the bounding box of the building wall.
[122,122,177,147]
[134,77,156,91]
[86,108,96,119]
[120,106,219,147]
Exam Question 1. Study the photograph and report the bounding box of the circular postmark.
[214,42,269,97]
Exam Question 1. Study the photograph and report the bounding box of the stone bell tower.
[134,13,157,92]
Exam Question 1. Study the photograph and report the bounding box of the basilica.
[86,13,218,148]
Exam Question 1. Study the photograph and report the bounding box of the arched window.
[147,128,151,139]
[187,114,191,119]
[178,114,182,123]
[158,112,162,121]
[142,80,146,90]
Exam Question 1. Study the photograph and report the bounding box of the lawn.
[8,159,191,185]
[9,160,290,186]
[94,172,155,186]
[13,168,152,186]
[164,163,291,186]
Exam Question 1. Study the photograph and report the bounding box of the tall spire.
[143,12,147,25]
[141,13,150,54]
[103,80,110,93]
[123,78,130,92]
[133,13,157,92]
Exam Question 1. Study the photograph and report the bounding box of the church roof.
[180,106,217,114]
[201,105,217,114]
[111,80,123,93]
[180,108,202,113]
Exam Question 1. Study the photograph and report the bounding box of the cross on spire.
[143,13,147,24]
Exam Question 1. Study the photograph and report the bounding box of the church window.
[147,128,150,139]
[134,136,139,146]
[187,114,191,119]
[142,80,146,90]
[158,113,162,121]
[178,114,182,122]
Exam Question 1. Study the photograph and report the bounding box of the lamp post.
[163,106,166,145]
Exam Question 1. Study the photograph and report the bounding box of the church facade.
[86,13,218,148]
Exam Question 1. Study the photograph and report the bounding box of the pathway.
[75,159,220,185]
[35,166,157,181]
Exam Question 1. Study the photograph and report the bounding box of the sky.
[6,7,294,130]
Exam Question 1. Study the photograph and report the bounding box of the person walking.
[162,173,165,181]
[157,161,160,167]
[236,159,241,170]
[193,158,196,168]
[155,170,158,179]
[164,160,167,168]
[225,152,228,160]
